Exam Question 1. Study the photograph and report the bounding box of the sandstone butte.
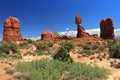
[100,18,115,39]
[3,16,24,42]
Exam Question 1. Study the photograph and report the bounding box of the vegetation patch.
[53,46,73,63]
[7,59,109,80]
[108,41,120,58]
[34,42,49,55]
[61,41,74,52]
[0,42,21,58]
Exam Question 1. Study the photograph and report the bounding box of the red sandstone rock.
[60,36,73,40]
[3,16,24,42]
[75,14,82,25]
[41,30,74,41]
[53,32,60,39]
[41,30,54,41]
[75,14,90,38]
[100,18,115,39]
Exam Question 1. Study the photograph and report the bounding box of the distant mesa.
[3,16,25,42]
[75,14,90,38]
[100,18,115,39]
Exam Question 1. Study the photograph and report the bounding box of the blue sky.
[0,0,120,39]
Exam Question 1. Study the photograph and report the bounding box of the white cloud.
[58,28,120,39]
[29,36,41,41]
[59,30,77,37]
[65,28,69,31]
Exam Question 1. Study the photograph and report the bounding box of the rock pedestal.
[100,18,115,39]
[75,14,90,38]
[3,16,24,42]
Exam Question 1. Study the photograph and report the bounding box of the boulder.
[3,16,24,42]
[100,18,115,39]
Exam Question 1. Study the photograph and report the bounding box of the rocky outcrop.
[75,14,90,38]
[41,30,73,41]
[100,18,115,39]
[3,16,24,42]
[41,30,54,41]
[53,32,60,39]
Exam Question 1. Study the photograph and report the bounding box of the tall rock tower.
[100,18,115,39]
[3,16,24,42]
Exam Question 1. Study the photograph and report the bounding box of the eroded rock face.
[100,18,115,39]
[3,16,24,42]
[53,32,60,39]
[75,14,90,38]
[41,30,54,41]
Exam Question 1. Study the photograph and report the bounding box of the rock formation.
[3,16,24,42]
[41,30,54,41]
[41,30,74,41]
[75,14,90,37]
[100,18,115,39]
[53,32,60,39]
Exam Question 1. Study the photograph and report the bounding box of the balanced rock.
[3,16,24,42]
[100,18,115,39]
[75,14,90,37]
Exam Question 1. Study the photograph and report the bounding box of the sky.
[0,0,120,40]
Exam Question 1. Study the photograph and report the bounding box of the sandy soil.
[70,53,120,80]
[0,61,11,80]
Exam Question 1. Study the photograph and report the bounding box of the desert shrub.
[19,42,30,49]
[61,41,74,52]
[81,50,94,56]
[0,53,8,58]
[78,42,98,50]
[53,46,73,63]
[8,59,109,80]
[34,42,49,55]
[108,41,120,58]
[47,42,54,47]
[0,42,20,56]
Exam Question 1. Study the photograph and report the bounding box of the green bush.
[47,42,54,47]
[108,41,120,58]
[0,42,20,54]
[0,53,8,58]
[34,42,49,54]
[53,46,73,63]
[79,42,98,50]
[61,41,74,52]
[19,42,30,49]
[8,59,109,80]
